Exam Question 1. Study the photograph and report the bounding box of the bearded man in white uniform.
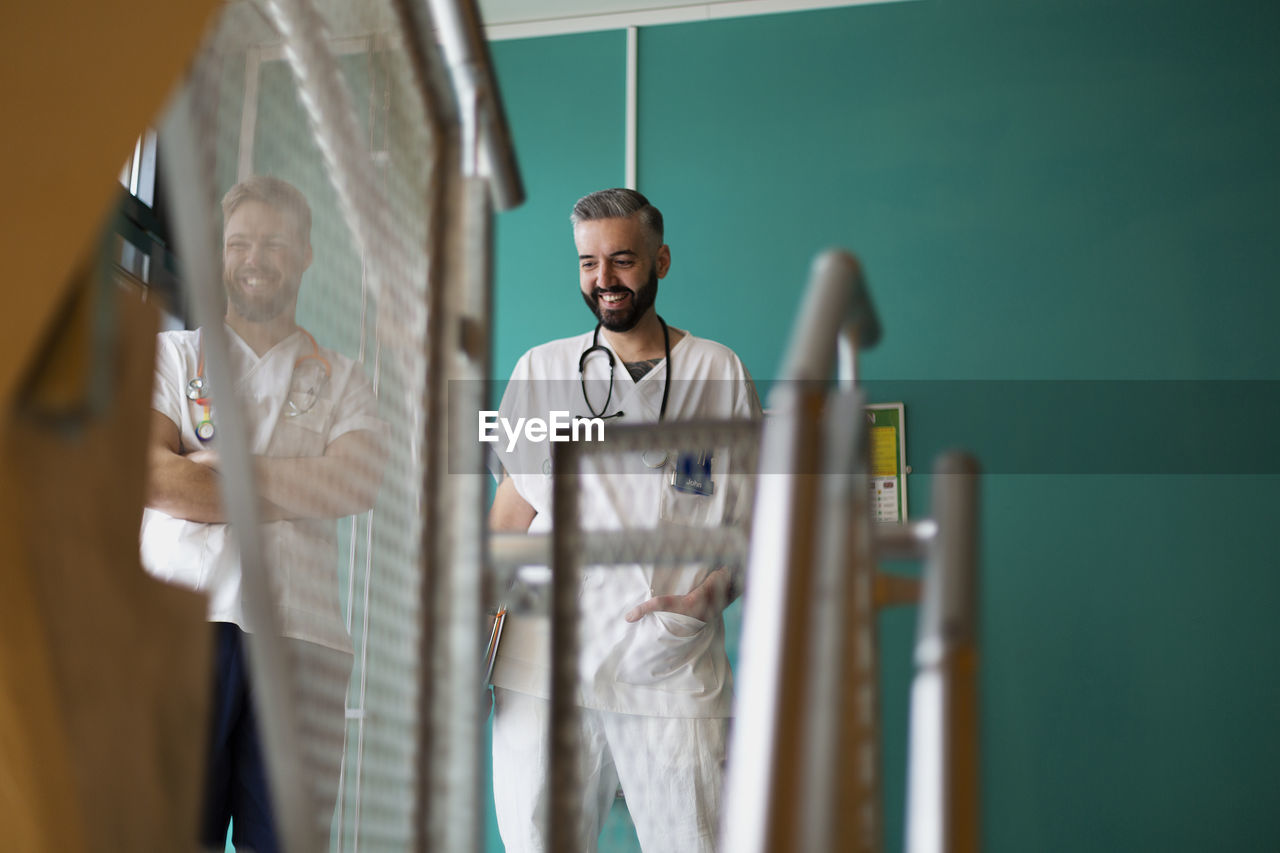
[140,176,386,852]
[489,188,761,852]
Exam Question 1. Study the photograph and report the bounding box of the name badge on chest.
[669,450,714,496]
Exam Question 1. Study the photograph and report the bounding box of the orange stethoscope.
[186,328,331,443]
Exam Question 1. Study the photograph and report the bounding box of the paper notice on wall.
[866,403,907,523]
[872,477,900,523]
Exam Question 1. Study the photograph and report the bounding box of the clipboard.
[482,607,507,686]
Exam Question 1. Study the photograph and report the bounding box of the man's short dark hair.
[571,188,664,247]
[221,175,312,243]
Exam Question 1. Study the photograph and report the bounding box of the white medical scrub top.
[491,328,761,718]
[139,326,385,654]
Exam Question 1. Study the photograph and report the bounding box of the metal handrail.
[777,249,881,385]
[427,0,525,210]
[721,248,880,853]
[798,383,883,852]
[906,453,981,853]
[388,3,523,849]
[723,247,981,853]
[490,528,750,572]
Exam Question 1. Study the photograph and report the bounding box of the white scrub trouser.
[492,688,728,853]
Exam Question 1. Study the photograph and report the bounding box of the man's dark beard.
[582,268,659,332]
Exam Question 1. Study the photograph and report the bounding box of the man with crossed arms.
[141,176,386,852]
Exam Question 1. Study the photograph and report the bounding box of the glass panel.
[140,1,441,848]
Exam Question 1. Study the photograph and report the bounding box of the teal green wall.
[492,30,629,379]
[490,1,1280,850]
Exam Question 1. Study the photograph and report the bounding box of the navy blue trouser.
[200,623,278,853]
[200,623,352,851]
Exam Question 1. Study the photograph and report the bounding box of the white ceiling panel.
[478,0,903,39]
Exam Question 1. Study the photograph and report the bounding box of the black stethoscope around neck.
[577,313,671,424]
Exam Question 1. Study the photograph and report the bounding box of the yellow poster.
[871,425,898,477]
